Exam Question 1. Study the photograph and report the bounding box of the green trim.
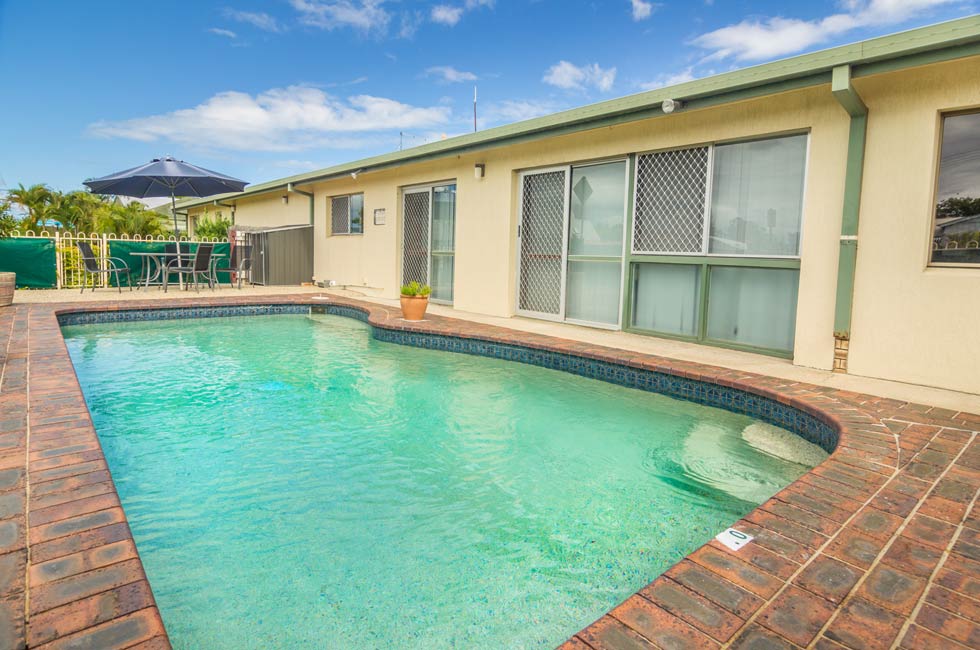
[287,183,315,225]
[621,154,637,329]
[832,65,868,117]
[566,255,622,263]
[831,65,869,338]
[697,263,710,341]
[628,253,801,269]
[176,16,980,210]
[625,258,798,358]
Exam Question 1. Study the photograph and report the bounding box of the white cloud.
[87,85,451,153]
[431,5,464,25]
[543,61,617,92]
[638,67,698,90]
[692,0,958,61]
[630,0,655,21]
[224,9,284,33]
[290,0,391,33]
[430,0,494,27]
[425,66,478,83]
[208,28,238,38]
[481,99,557,125]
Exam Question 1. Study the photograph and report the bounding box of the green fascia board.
[176,15,980,210]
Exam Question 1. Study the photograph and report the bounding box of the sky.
[0,0,977,192]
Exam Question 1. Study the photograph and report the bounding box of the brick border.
[1,294,977,649]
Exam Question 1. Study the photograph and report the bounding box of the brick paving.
[0,294,977,649]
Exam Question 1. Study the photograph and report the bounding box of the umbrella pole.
[171,193,178,236]
[170,192,185,290]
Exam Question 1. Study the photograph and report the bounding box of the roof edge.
[178,14,980,210]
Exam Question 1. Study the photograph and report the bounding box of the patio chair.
[164,243,215,293]
[213,245,253,289]
[76,242,133,293]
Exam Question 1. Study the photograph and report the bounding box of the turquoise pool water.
[63,314,822,649]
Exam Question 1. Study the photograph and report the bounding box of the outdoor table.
[131,251,224,290]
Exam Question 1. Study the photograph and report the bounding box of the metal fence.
[0,230,230,289]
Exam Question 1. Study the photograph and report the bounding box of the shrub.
[400,281,432,297]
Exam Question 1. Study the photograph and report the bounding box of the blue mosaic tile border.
[369,324,838,454]
[58,303,838,453]
[57,304,311,326]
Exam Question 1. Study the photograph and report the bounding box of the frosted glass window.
[330,193,363,235]
[430,184,456,302]
[565,261,621,325]
[932,111,980,265]
[569,161,626,256]
[708,135,807,256]
[430,254,454,303]
[431,185,456,253]
[631,264,700,336]
[706,267,799,351]
[350,194,363,234]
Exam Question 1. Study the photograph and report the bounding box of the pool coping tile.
[0,294,976,649]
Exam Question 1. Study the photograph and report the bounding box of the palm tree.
[94,201,166,236]
[6,183,55,230]
[53,191,103,233]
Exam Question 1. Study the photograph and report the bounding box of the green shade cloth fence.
[0,237,230,288]
[108,240,231,287]
[0,238,57,288]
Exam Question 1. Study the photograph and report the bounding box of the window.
[932,111,980,265]
[330,193,363,235]
[402,183,456,303]
[628,133,807,354]
[517,160,628,327]
[708,136,807,256]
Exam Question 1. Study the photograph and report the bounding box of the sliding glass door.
[402,183,456,303]
[517,160,627,327]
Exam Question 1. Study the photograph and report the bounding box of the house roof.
[177,14,980,211]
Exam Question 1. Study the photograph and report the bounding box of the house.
[178,16,980,396]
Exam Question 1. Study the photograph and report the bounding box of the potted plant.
[400,281,432,321]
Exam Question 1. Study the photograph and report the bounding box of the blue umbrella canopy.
[84,157,247,234]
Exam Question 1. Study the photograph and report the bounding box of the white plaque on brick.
[716,528,753,551]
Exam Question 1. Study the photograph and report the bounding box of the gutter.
[213,200,236,224]
[287,183,315,225]
[830,64,868,373]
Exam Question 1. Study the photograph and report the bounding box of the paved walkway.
[0,294,978,649]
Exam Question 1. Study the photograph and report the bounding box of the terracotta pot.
[400,295,429,321]
[0,273,14,308]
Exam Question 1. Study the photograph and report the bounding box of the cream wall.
[304,85,850,369]
[188,192,312,234]
[848,57,980,394]
[178,57,980,394]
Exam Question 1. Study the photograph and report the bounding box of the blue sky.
[1,0,976,192]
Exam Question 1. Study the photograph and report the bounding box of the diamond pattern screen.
[331,196,350,235]
[633,147,709,254]
[402,191,430,286]
[518,171,566,315]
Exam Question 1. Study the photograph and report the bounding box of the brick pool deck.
[0,294,978,649]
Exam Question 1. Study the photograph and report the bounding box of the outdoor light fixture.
[474,163,485,179]
[281,195,289,205]
[350,168,364,180]
[661,98,684,114]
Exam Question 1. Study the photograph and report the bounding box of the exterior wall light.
[350,169,364,180]
[661,98,684,114]
[474,163,486,179]
[281,195,289,205]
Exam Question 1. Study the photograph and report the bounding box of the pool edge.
[7,295,978,649]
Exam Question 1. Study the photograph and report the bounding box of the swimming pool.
[63,312,826,649]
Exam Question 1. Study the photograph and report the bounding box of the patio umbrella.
[83,157,248,235]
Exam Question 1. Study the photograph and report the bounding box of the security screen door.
[517,161,627,326]
[402,183,456,303]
